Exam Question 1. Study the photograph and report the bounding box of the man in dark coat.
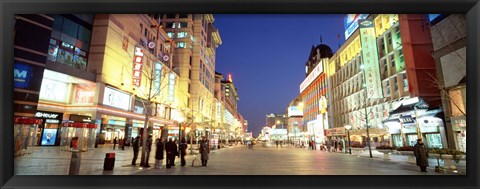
[131,136,140,165]
[413,138,429,172]
[155,138,164,169]
[178,138,188,167]
[144,135,153,167]
[165,138,178,169]
[199,137,210,167]
[113,137,117,150]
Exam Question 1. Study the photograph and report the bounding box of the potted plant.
[429,148,466,170]
[375,145,395,160]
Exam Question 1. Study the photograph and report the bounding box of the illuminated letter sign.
[14,63,32,89]
[132,47,144,86]
[358,18,383,99]
[300,60,323,93]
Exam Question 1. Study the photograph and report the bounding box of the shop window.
[402,73,409,92]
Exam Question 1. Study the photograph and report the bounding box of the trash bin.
[104,153,115,170]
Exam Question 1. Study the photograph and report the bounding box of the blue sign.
[41,129,58,145]
[14,63,32,89]
[344,14,369,40]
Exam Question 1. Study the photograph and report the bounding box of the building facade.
[300,44,333,146]
[286,95,304,142]
[429,14,467,152]
[160,14,222,139]
[329,14,444,148]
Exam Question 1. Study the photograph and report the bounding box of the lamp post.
[344,125,352,154]
[360,64,373,158]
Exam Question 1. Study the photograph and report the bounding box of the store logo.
[360,20,373,27]
[35,112,59,119]
[14,63,32,89]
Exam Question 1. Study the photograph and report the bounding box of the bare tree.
[424,72,466,117]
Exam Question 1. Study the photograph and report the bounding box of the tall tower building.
[160,14,222,134]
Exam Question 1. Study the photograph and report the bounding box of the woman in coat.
[178,138,188,167]
[155,138,164,169]
[413,139,429,172]
[199,137,210,167]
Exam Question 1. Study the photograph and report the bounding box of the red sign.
[132,47,144,86]
[74,84,95,104]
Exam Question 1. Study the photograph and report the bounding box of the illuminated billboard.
[344,14,369,40]
[288,106,303,117]
[300,60,323,93]
[103,86,131,111]
[358,18,383,99]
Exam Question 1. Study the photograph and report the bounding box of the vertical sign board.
[358,19,383,99]
[132,47,144,86]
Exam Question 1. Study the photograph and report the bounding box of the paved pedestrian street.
[14,142,465,175]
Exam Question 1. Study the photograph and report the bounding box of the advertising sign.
[35,111,61,119]
[288,106,303,117]
[132,47,144,86]
[344,14,369,40]
[300,60,323,93]
[153,63,162,92]
[39,78,68,102]
[14,63,32,89]
[168,73,176,102]
[358,18,383,99]
[74,84,95,104]
[134,97,145,114]
[103,87,131,111]
[41,129,57,145]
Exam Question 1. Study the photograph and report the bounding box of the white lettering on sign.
[300,60,324,93]
[35,112,59,119]
[135,47,144,56]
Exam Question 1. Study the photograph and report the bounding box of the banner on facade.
[358,18,383,99]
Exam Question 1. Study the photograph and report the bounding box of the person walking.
[131,136,140,165]
[178,138,188,167]
[165,138,178,169]
[144,135,153,167]
[334,139,338,152]
[199,137,210,167]
[155,138,164,169]
[414,139,429,172]
[113,137,117,150]
[120,138,125,150]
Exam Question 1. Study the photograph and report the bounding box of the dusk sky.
[214,14,347,136]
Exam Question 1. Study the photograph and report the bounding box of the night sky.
[214,14,347,136]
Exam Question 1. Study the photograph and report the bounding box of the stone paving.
[14,142,466,175]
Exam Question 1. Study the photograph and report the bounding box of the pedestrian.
[326,141,331,152]
[178,138,188,167]
[120,138,125,150]
[131,136,140,165]
[155,138,164,169]
[199,137,210,167]
[276,140,279,148]
[144,135,153,167]
[334,139,338,152]
[165,138,177,169]
[414,139,429,172]
[113,137,117,150]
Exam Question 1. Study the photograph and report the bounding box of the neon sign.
[132,47,144,86]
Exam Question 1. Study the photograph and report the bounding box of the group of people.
[112,137,130,150]
[130,136,211,168]
[319,139,344,152]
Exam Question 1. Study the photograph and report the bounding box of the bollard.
[69,151,81,175]
[104,153,115,170]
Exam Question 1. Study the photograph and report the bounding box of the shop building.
[87,14,183,144]
[429,14,467,152]
[160,14,222,139]
[286,95,304,142]
[300,44,334,146]
[329,14,442,148]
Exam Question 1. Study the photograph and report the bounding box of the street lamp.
[344,125,352,154]
[360,64,373,158]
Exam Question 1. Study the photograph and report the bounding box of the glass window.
[166,14,176,18]
[167,32,174,38]
[177,32,187,38]
[179,22,188,28]
[176,42,186,48]
[403,73,409,91]
[166,22,175,28]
